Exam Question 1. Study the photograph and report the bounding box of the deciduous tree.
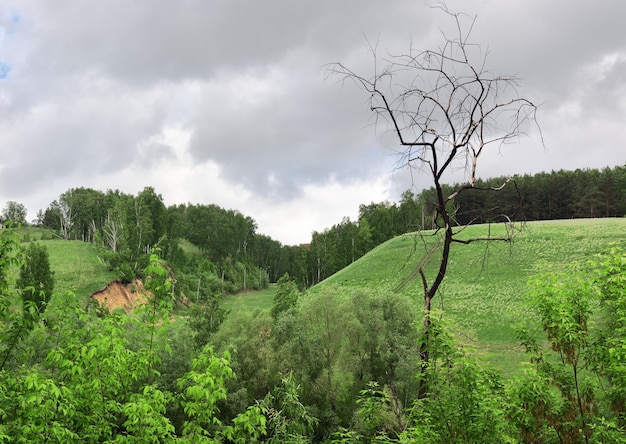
[1,201,27,226]
[17,242,54,322]
[270,273,299,321]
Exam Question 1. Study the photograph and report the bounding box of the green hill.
[34,239,117,307]
[14,219,626,376]
[4,228,117,305]
[313,218,626,376]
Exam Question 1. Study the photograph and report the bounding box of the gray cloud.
[186,54,384,199]
[1,0,625,243]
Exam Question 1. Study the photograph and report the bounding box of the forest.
[2,164,625,293]
[1,164,625,442]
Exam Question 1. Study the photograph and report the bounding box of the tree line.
[1,164,624,289]
[454,165,626,224]
[307,164,626,283]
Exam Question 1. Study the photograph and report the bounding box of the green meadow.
[46,240,118,297]
[31,239,117,307]
[216,219,625,377]
[314,218,626,375]
[222,284,276,312]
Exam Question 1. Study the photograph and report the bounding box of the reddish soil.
[90,279,150,312]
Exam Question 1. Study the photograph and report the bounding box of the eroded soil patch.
[90,279,150,312]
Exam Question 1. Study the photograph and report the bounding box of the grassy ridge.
[3,235,117,310]
[316,218,626,376]
[29,239,118,307]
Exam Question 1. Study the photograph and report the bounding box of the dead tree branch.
[327,5,541,399]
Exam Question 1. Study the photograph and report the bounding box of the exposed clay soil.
[91,279,150,312]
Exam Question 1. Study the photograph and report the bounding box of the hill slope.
[314,218,626,375]
[41,240,118,306]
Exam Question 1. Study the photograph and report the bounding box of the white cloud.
[250,176,393,245]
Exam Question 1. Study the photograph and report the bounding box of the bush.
[98,250,136,283]
[18,242,54,321]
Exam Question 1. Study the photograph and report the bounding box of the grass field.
[222,284,276,313]
[316,218,626,376]
[179,239,203,256]
[6,234,117,308]
[40,239,118,307]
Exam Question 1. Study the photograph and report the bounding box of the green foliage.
[188,276,229,347]
[188,299,228,348]
[215,257,269,294]
[454,165,626,223]
[264,287,420,435]
[0,228,23,319]
[17,242,54,321]
[1,369,80,442]
[1,201,27,226]
[2,293,150,440]
[510,248,626,443]
[400,318,513,443]
[297,289,350,414]
[0,293,270,442]
[177,345,268,442]
[320,218,626,377]
[522,266,597,441]
[354,382,398,441]
[178,258,229,347]
[261,372,318,443]
[5,188,626,442]
[0,231,29,370]
[589,247,626,416]
[271,273,299,321]
[28,164,626,290]
[117,385,176,442]
[210,309,277,402]
[177,346,234,437]
[506,364,563,443]
[99,249,136,283]
[0,245,270,442]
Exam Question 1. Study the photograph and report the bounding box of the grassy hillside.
[28,239,118,307]
[46,240,118,299]
[313,218,626,376]
[222,284,276,312]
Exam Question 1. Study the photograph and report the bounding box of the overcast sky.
[1,1,624,245]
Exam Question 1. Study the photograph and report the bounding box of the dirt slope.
[90,279,149,312]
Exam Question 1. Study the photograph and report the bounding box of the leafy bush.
[18,242,54,322]
[510,247,626,443]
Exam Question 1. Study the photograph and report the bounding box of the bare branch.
[451,235,511,245]
[327,2,541,399]
[447,177,513,202]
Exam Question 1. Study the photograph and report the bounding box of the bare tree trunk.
[59,205,72,240]
[328,4,541,399]
[103,211,122,252]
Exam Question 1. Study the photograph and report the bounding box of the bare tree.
[103,210,123,252]
[57,199,73,241]
[328,5,541,397]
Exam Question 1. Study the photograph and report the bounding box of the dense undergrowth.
[1,221,626,442]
